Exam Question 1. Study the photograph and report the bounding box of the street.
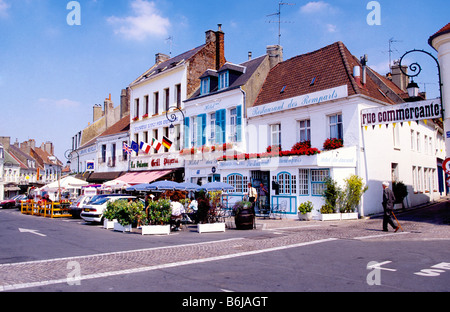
[0,201,449,295]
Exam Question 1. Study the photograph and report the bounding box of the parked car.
[69,195,93,218]
[81,195,138,223]
[0,195,26,209]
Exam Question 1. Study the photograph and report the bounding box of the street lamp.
[398,49,443,108]
[65,149,80,174]
[165,105,185,136]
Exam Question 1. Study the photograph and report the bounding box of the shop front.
[217,146,358,219]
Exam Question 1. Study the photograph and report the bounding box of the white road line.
[0,238,337,292]
[354,232,409,240]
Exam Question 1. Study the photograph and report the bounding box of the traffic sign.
[443,158,450,175]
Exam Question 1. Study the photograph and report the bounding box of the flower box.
[341,212,359,220]
[320,213,342,221]
[114,223,132,233]
[104,219,117,229]
[141,225,171,235]
[197,223,226,234]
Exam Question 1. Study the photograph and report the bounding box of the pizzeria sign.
[361,98,442,127]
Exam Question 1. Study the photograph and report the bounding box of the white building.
[0,144,4,200]
[127,26,226,184]
[218,42,446,218]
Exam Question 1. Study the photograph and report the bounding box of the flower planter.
[320,213,342,221]
[141,225,171,236]
[197,223,226,234]
[114,223,132,233]
[104,219,117,229]
[298,212,313,221]
[341,212,359,220]
[235,208,255,230]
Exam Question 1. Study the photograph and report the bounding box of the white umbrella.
[41,176,88,192]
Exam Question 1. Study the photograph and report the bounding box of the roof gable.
[254,42,403,107]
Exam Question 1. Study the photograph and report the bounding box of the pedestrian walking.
[382,182,400,232]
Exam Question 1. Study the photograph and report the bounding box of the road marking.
[354,232,409,240]
[367,261,397,272]
[0,238,337,292]
[18,228,47,237]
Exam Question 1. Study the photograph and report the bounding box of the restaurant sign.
[361,98,442,127]
[131,156,184,171]
[248,85,348,118]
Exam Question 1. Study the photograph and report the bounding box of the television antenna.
[166,36,174,57]
[267,2,296,46]
[388,37,402,69]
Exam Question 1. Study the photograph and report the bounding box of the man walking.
[382,182,400,232]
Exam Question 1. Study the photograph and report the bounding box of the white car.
[81,195,137,223]
[69,195,93,218]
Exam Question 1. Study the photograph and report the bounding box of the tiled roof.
[131,44,206,86]
[429,23,450,47]
[187,54,267,101]
[254,42,403,107]
[99,115,130,137]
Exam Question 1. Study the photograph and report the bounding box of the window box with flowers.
[323,138,343,151]
[132,116,139,122]
[142,113,149,119]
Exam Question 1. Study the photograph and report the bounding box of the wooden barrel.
[235,208,254,230]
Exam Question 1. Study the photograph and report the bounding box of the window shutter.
[184,117,190,149]
[198,114,207,146]
[236,105,242,142]
[215,109,226,144]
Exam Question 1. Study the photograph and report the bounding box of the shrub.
[340,175,368,213]
[298,201,314,214]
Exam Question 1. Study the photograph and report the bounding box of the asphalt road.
[0,201,449,297]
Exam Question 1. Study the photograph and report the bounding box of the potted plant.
[233,200,254,230]
[298,201,314,221]
[340,175,367,220]
[103,201,118,229]
[113,200,143,233]
[141,199,171,235]
[197,191,226,233]
[320,178,342,221]
[393,181,408,210]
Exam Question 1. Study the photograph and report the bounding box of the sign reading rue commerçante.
[361,98,442,127]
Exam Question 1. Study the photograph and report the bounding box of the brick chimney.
[205,24,226,70]
[267,45,283,69]
[390,61,408,92]
[155,53,170,65]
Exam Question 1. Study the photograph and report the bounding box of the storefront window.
[227,174,248,194]
[311,169,330,196]
[298,169,309,195]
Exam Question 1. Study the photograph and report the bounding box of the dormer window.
[219,71,229,90]
[200,77,210,95]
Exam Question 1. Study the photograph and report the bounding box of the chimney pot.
[248,51,252,60]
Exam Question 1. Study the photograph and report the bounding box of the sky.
[0,0,448,162]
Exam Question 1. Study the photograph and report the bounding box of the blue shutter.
[236,105,242,142]
[197,114,207,147]
[215,109,226,144]
[184,117,190,149]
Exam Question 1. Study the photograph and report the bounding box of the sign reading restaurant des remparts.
[361,98,442,127]
[247,85,349,118]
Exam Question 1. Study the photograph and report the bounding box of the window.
[271,124,281,147]
[163,127,169,153]
[191,116,198,147]
[391,163,399,182]
[393,125,400,149]
[173,124,181,151]
[144,95,149,116]
[122,141,128,161]
[424,135,428,154]
[298,169,309,195]
[200,78,210,95]
[227,174,248,193]
[417,132,421,152]
[153,92,159,115]
[101,145,106,163]
[219,71,229,90]
[412,166,418,192]
[210,112,216,144]
[329,114,343,140]
[298,120,311,143]
[276,172,296,195]
[134,98,140,119]
[175,84,182,108]
[411,130,415,151]
[311,169,330,196]
[229,108,237,142]
[164,88,170,111]
[152,129,158,154]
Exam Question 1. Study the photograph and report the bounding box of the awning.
[113,170,173,185]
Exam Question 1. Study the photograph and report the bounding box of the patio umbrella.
[147,180,181,191]
[200,181,235,192]
[177,182,201,191]
[126,183,153,192]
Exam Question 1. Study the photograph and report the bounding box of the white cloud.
[107,0,171,41]
[300,1,332,14]
[38,98,81,109]
[0,0,10,17]
[326,24,337,33]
